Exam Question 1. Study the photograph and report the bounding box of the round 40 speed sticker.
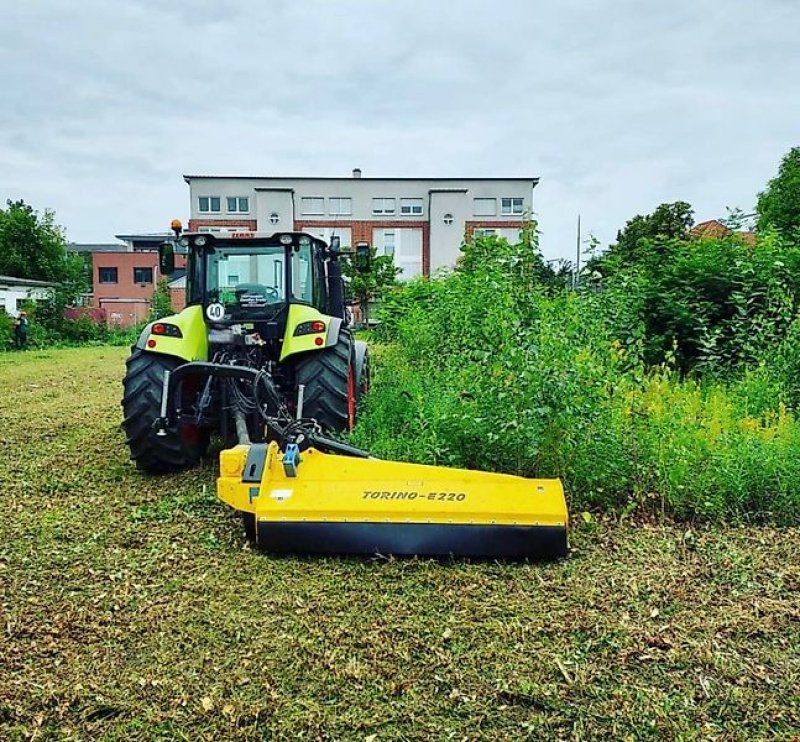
[206,302,225,321]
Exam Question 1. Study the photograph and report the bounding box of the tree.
[341,245,400,326]
[600,201,694,269]
[757,146,800,238]
[0,200,89,338]
[150,277,174,320]
[0,200,75,282]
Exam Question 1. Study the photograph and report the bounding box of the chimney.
[352,168,362,179]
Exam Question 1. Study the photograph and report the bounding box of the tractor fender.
[134,305,209,362]
[353,339,368,397]
[134,323,152,350]
[324,316,343,347]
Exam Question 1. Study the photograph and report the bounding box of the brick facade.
[171,287,186,312]
[91,252,187,327]
[295,219,431,276]
[188,218,258,232]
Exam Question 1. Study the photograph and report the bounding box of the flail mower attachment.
[217,419,569,560]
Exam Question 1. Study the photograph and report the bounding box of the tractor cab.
[159,230,346,333]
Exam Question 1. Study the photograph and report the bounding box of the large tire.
[122,350,204,474]
[294,330,356,432]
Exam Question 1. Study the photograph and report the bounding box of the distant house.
[690,220,757,245]
[0,275,54,315]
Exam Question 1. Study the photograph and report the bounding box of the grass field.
[1,347,799,740]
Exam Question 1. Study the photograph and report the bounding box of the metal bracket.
[242,443,269,483]
[282,443,301,478]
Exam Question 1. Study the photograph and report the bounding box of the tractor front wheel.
[122,350,205,474]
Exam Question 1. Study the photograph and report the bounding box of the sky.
[1,0,798,262]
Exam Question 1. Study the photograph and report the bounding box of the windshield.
[206,246,286,314]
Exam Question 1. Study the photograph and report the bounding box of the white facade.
[0,276,53,315]
[185,173,538,278]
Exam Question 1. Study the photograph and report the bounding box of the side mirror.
[355,242,371,272]
[330,235,341,251]
[159,241,175,275]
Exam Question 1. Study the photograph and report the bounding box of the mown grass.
[1,347,799,740]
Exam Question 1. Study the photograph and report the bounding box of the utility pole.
[575,214,581,289]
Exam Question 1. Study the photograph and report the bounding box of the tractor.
[121,222,369,474]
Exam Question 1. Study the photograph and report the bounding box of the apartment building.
[185,170,538,278]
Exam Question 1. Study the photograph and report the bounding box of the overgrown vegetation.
[1,347,798,739]
[355,224,800,525]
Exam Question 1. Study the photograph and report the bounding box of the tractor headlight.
[194,235,208,247]
[178,236,190,247]
[279,234,293,245]
[299,235,310,246]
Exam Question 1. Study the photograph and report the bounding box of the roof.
[114,232,173,240]
[0,275,56,288]
[185,174,539,185]
[690,220,730,239]
[690,219,757,245]
[67,242,129,253]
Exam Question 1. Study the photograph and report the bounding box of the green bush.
[596,229,800,371]
[353,235,800,525]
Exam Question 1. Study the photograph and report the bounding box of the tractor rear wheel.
[122,350,205,474]
[295,329,356,432]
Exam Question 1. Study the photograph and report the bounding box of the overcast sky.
[1,0,798,261]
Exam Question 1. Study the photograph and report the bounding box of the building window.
[269,212,279,224]
[374,227,422,280]
[443,213,454,225]
[381,231,396,257]
[400,198,423,215]
[226,196,250,213]
[301,197,325,215]
[501,197,524,215]
[473,228,496,237]
[198,196,221,213]
[98,267,118,284]
[134,267,154,284]
[372,198,396,215]
[329,197,352,216]
[473,198,497,216]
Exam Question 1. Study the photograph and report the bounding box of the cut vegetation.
[1,347,798,740]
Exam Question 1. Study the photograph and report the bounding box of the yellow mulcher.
[217,412,568,560]
[122,224,568,560]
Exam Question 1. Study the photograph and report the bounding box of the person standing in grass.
[13,310,28,349]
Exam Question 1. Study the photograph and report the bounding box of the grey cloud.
[0,0,798,257]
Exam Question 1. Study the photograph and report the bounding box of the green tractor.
[122,223,369,473]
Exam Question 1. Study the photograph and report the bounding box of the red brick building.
[68,235,186,328]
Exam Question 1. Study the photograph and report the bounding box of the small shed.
[0,275,55,315]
